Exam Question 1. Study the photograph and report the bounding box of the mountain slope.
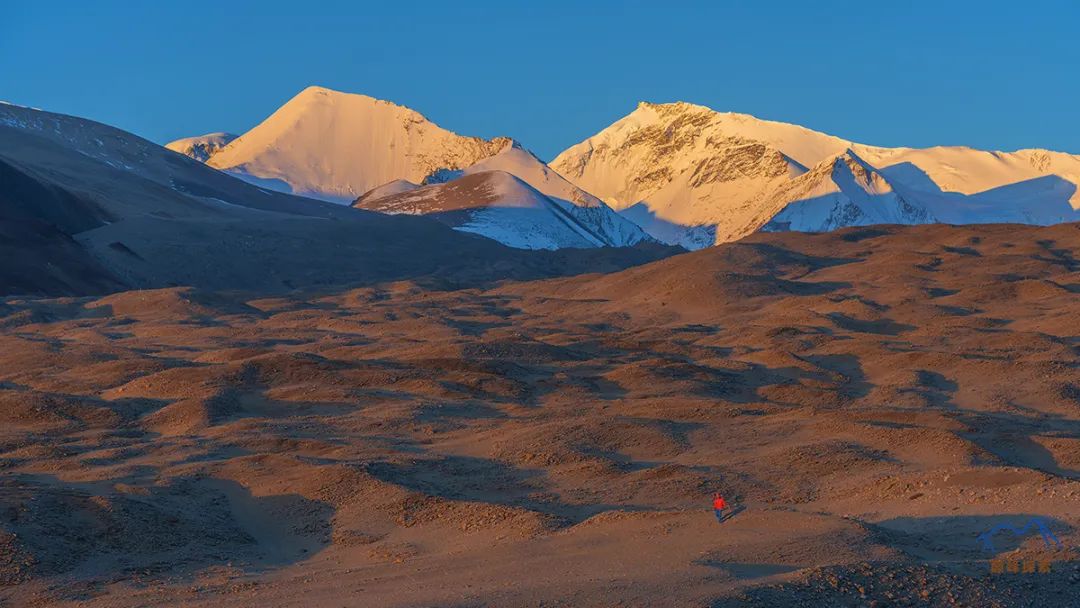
[0,102,674,296]
[0,156,122,295]
[757,151,933,234]
[165,132,238,162]
[459,142,654,247]
[353,178,420,206]
[354,170,617,250]
[174,87,652,249]
[0,101,357,223]
[552,101,1080,247]
[204,86,510,202]
[465,141,608,207]
[551,102,811,210]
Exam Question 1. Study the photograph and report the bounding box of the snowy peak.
[863,146,1080,207]
[171,87,653,250]
[353,170,606,250]
[554,100,1080,248]
[573,100,851,168]
[465,140,606,208]
[353,179,420,207]
[633,100,716,120]
[762,151,932,234]
[354,165,654,250]
[290,85,420,119]
[380,141,654,248]
[551,101,816,213]
[832,150,894,195]
[201,86,511,202]
[165,132,237,162]
[166,88,1080,250]
[358,170,547,214]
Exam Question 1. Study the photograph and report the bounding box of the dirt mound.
[140,389,240,435]
[0,476,255,584]
[0,390,122,430]
[86,287,260,319]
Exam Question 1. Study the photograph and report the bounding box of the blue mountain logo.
[977,517,1063,553]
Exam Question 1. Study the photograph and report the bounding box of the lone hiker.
[712,493,727,523]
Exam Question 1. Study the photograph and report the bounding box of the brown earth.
[1,222,1079,607]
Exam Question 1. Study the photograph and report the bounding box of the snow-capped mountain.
[464,141,607,207]
[201,86,510,202]
[456,141,653,248]
[165,132,237,162]
[2,100,586,295]
[166,86,656,250]
[353,179,420,205]
[170,88,1080,250]
[0,101,352,223]
[353,154,653,250]
[759,151,933,234]
[552,101,1080,248]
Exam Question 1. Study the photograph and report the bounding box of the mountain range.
[2,83,1077,294]
[7,90,1080,608]
[169,87,1080,251]
[0,99,671,297]
[201,86,511,203]
[353,141,653,249]
[552,101,1080,248]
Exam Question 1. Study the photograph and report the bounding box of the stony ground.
[1,222,1079,607]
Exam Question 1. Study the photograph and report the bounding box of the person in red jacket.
[712,493,727,523]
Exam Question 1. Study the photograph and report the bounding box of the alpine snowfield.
[353,164,653,250]
[553,101,1080,248]
[170,87,1080,251]
[194,86,511,203]
[354,141,653,249]
[164,132,237,163]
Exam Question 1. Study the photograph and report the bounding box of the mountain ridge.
[552,100,1080,247]
[199,86,511,202]
[353,167,653,250]
[167,87,1080,249]
[0,100,675,296]
[164,132,237,162]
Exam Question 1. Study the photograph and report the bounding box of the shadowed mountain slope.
[0,103,675,296]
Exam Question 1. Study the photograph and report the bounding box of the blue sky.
[3,1,1077,159]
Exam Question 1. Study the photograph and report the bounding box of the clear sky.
[3,1,1077,160]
